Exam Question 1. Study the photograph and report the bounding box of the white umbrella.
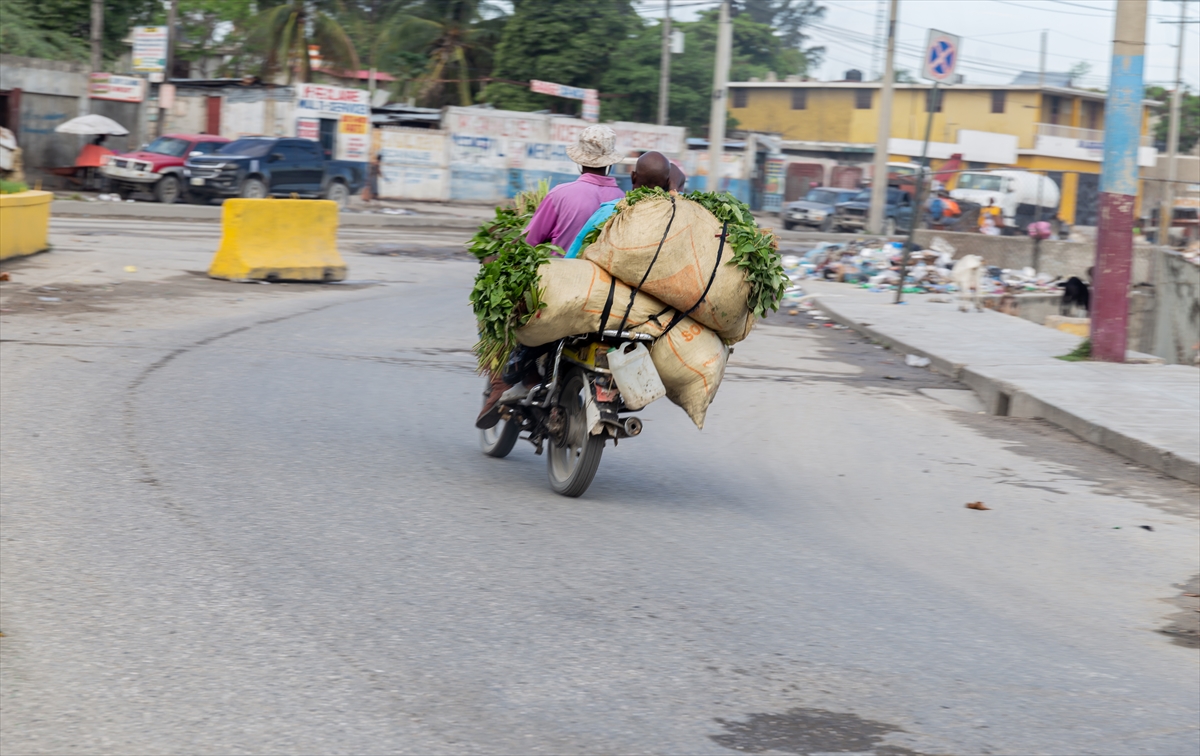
[55,114,130,136]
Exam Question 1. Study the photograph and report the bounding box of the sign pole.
[897,29,959,304]
[895,80,938,305]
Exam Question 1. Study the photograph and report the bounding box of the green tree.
[1147,85,1200,154]
[386,0,505,107]
[7,0,159,64]
[247,0,360,83]
[1067,60,1092,85]
[479,0,638,114]
[0,0,90,61]
[599,10,799,134]
[734,0,826,70]
[174,0,256,75]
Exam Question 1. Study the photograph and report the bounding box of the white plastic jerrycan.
[607,342,666,411]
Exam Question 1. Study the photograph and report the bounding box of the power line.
[825,0,1109,65]
[1044,0,1115,11]
[994,0,1111,17]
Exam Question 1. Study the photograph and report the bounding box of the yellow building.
[726,80,1158,225]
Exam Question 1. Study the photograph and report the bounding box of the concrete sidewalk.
[803,280,1200,484]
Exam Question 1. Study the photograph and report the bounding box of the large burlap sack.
[516,258,673,347]
[650,315,729,430]
[582,196,754,343]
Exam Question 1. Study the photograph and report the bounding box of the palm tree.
[390,0,504,107]
[250,0,361,84]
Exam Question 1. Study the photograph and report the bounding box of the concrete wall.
[912,228,1158,283]
[375,127,448,201]
[0,55,89,180]
[1154,250,1200,365]
[441,108,687,204]
[966,244,1198,365]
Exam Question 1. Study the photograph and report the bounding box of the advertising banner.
[294,84,369,116]
[293,84,369,161]
[297,118,320,141]
[132,26,168,73]
[89,73,146,103]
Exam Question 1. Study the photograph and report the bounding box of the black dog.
[1060,276,1090,315]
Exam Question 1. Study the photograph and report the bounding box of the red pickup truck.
[100,134,230,203]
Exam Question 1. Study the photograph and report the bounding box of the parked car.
[833,187,914,235]
[100,134,230,204]
[183,137,367,208]
[780,187,860,231]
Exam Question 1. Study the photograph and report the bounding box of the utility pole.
[658,0,672,126]
[156,0,178,138]
[1038,29,1046,89]
[707,0,732,192]
[867,0,898,236]
[1157,0,1187,248]
[90,0,104,74]
[1093,0,1148,363]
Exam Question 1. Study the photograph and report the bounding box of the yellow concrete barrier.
[0,190,52,261]
[208,198,346,282]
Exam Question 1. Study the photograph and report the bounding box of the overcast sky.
[635,0,1200,91]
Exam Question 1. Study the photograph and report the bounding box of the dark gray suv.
[780,187,860,231]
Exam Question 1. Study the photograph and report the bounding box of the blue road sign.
[921,30,961,83]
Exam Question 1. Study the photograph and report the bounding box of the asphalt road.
[1,218,1198,755]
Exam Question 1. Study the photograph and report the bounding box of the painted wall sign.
[295,84,370,116]
[89,73,146,103]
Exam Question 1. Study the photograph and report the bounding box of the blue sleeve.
[566,202,617,259]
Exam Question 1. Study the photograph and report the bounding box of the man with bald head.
[565,151,673,259]
[669,163,687,192]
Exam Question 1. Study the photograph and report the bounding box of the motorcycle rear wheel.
[547,367,604,497]
[479,380,520,458]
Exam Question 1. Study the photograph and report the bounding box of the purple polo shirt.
[525,173,624,254]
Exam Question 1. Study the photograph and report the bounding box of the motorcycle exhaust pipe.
[622,417,643,437]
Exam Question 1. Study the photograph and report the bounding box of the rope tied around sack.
[660,220,728,338]
[610,195,677,336]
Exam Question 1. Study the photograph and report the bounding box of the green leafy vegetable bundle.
[468,180,554,373]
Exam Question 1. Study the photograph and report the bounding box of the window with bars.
[791,88,807,110]
[732,88,748,108]
[991,90,1006,114]
[854,89,872,110]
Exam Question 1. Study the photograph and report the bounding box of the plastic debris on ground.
[781,235,1084,299]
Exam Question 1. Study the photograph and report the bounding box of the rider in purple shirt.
[477,125,627,429]
[524,127,626,254]
[525,173,624,253]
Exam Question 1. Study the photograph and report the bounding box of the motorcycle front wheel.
[547,367,604,497]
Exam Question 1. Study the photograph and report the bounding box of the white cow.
[951,254,985,312]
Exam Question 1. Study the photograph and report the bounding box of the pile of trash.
[780,236,1074,302]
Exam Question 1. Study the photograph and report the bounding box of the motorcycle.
[479,330,650,497]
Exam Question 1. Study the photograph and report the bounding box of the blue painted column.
[1093,0,1147,362]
